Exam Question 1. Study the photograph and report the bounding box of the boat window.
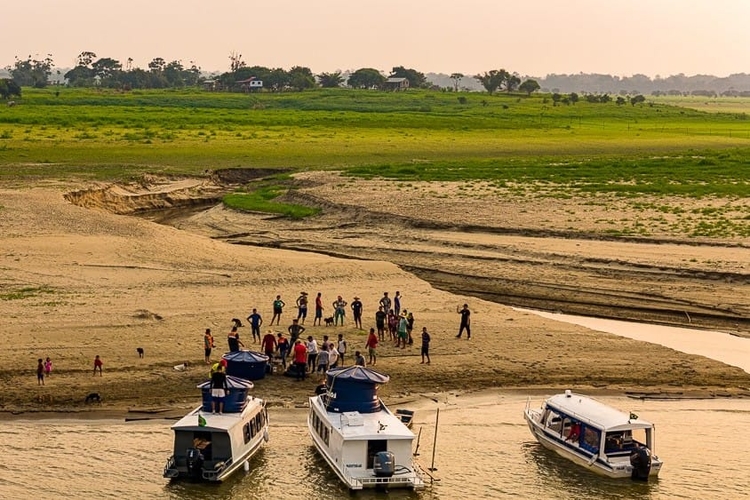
[545,410,562,432]
[581,426,600,454]
[324,426,329,446]
[244,422,252,444]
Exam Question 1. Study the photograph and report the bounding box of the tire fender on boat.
[263,429,269,443]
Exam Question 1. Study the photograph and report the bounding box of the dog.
[85,392,102,404]
[324,317,334,326]
[231,318,244,328]
[136,347,144,358]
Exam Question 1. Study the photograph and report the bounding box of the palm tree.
[317,71,345,88]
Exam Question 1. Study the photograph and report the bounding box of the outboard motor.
[186,448,204,480]
[629,445,652,482]
[373,450,395,478]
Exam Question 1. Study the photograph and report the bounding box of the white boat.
[524,390,663,480]
[308,366,425,491]
[164,376,268,482]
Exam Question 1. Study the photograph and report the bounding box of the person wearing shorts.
[420,327,431,364]
[365,328,378,366]
[314,292,324,326]
[210,365,229,414]
[204,328,215,364]
[271,295,285,326]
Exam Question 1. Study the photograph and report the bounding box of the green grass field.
[0,88,748,200]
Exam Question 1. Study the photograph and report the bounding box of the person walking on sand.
[271,295,285,326]
[351,296,363,329]
[296,291,309,324]
[456,303,471,339]
[247,308,263,343]
[313,292,324,326]
[332,296,347,326]
[365,328,379,365]
[420,327,431,364]
[44,357,52,377]
[204,328,215,364]
[37,358,45,385]
[93,355,103,376]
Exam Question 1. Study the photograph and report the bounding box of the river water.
[4,392,749,500]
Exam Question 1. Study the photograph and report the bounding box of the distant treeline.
[3,52,750,96]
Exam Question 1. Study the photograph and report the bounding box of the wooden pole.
[429,407,439,472]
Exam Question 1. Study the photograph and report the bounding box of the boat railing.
[340,462,425,490]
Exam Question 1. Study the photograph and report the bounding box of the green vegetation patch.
[223,183,319,219]
[0,286,57,301]
[344,148,750,198]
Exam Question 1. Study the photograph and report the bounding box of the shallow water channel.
[4,393,750,500]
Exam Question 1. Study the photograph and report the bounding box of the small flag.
[198,414,207,427]
[629,412,638,421]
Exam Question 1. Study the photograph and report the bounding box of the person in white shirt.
[306,336,318,373]
[337,334,347,365]
[328,342,340,368]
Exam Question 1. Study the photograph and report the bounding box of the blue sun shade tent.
[198,375,254,413]
[325,366,390,413]
[222,350,269,381]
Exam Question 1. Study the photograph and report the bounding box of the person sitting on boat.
[565,421,581,443]
[210,363,230,414]
[315,378,327,395]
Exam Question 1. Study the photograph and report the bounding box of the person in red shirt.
[365,328,379,366]
[261,330,277,358]
[292,339,308,381]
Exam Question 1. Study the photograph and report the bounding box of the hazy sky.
[2,0,749,77]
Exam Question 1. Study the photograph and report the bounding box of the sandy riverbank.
[2,173,750,415]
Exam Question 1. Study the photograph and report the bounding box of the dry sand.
[2,173,749,417]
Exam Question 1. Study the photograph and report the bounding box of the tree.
[519,79,540,96]
[8,54,54,88]
[0,78,22,99]
[389,66,427,88]
[228,51,245,72]
[616,96,626,106]
[347,68,385,89]
[504,73,521,93]
[64,65,94,87]
[91,57,121,79]
[288,66,316,90]
[630,94,646,106]
[569,92,579,104]
[148,57,166,73]
[76,51,97,68]
[317,71,345,88]
[450,73,464,92]
[475,69,509,94]
[551,92,562,105]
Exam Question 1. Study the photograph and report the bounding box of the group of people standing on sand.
[203,291,474,372]
[35,354,106,386]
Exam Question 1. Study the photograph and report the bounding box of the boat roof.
[327,365,390,384]
[545,392,654,432]
[311,395,413,440]
[196,375,255,390]
[171,397,264,432]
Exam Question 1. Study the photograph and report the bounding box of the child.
[93,355,103,376]
[44,357,52,377]
[37,358,45,386]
